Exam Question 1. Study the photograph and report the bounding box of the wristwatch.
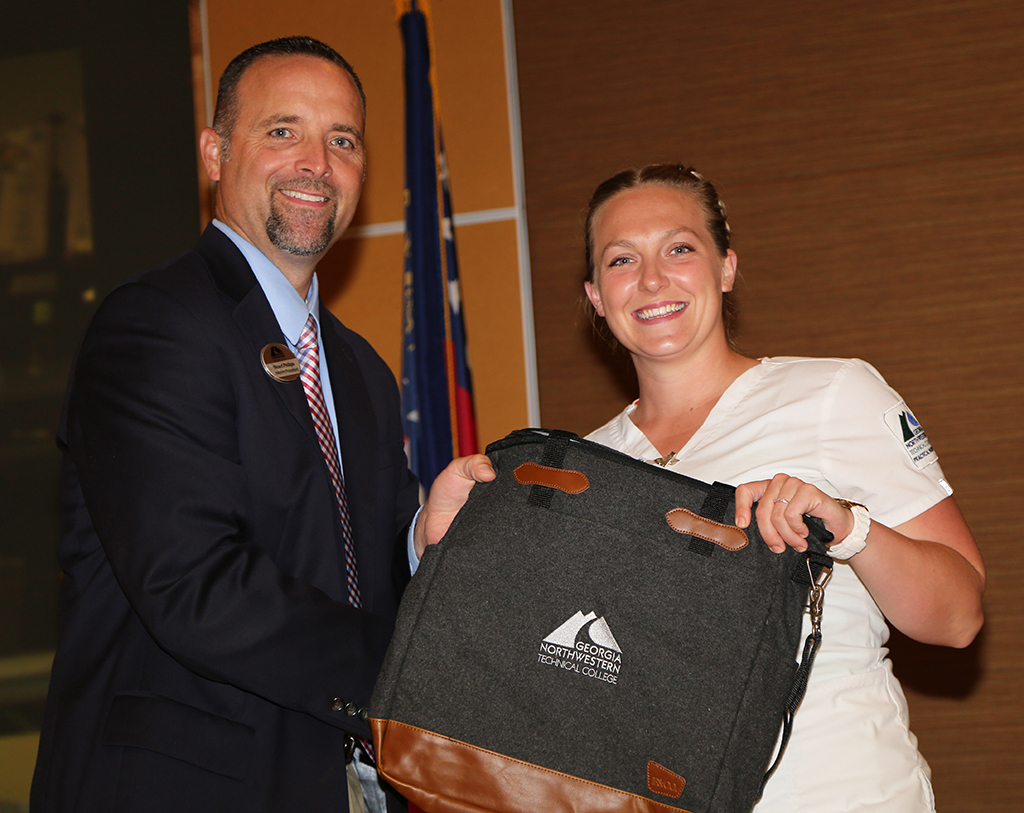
[828,499,870,560]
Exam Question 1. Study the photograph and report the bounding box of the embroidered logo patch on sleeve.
[884,402,938,469]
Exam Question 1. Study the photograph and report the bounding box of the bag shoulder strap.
[760,561,832,793]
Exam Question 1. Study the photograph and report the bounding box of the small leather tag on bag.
[647,760,685,798]
[666,508,748,551]
[513,462,590,494]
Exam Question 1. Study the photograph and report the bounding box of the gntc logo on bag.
[536,611,622,684]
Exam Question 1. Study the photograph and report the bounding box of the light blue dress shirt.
[211,220,422,570]
[212,220,343,468]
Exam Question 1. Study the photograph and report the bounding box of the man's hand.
[414,455,496,558]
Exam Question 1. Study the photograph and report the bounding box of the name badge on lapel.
[260,343,301,382]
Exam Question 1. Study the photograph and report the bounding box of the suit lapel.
[234,291,319,445]
[195,227,319,449]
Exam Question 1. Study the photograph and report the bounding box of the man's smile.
[280,188,330,203]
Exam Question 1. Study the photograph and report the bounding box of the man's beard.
[265,182,338,257]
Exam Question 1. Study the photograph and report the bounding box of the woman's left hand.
[735,473,985,647]
[734,473,853,554]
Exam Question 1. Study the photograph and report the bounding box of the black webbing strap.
[701,481,734,524]
[527,430,575,508]
[687,481,735,556]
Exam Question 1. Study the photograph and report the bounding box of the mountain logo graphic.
[899,410,921,442]
[543,611,621,652]
[884,402,936,470]
[536,611,623,685]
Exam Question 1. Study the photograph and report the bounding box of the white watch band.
[828,501,870,560]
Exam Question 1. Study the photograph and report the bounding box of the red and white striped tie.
[296,315,362,608]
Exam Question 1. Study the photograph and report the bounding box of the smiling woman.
[584,184,739,377]
[581,163,985,812]
[583,164,737,344]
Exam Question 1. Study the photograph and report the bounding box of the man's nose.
[297,140,332,177]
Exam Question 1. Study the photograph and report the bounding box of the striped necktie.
[296,314,362,608]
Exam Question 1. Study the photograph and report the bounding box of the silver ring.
[774,498,790,504]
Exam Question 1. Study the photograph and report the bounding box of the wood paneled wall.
[512,1,1024,809]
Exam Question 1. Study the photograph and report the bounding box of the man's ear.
[584,280,606,317]
[199,127,223,183]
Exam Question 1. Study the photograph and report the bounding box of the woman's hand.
[734,474,853,553]
[735,473,985,648]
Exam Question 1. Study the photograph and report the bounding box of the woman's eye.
[670,244,693,255]
[608,256,632,267]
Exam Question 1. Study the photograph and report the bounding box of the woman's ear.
[720,249,738,293]
[584,280,605,317]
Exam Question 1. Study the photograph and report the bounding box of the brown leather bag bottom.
[371,719,692,813]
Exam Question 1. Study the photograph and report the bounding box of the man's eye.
[332,136,354,149]
[269,128,290,138]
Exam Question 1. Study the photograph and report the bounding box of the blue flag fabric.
[397,0,478,493]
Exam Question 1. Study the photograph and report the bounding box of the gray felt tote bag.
[370,429,833,813]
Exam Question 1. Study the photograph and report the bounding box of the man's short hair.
[211,36,366,158]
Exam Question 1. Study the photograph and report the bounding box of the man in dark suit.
[30,36,491,813]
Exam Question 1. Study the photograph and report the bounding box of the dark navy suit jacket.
[31,226,419,812]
